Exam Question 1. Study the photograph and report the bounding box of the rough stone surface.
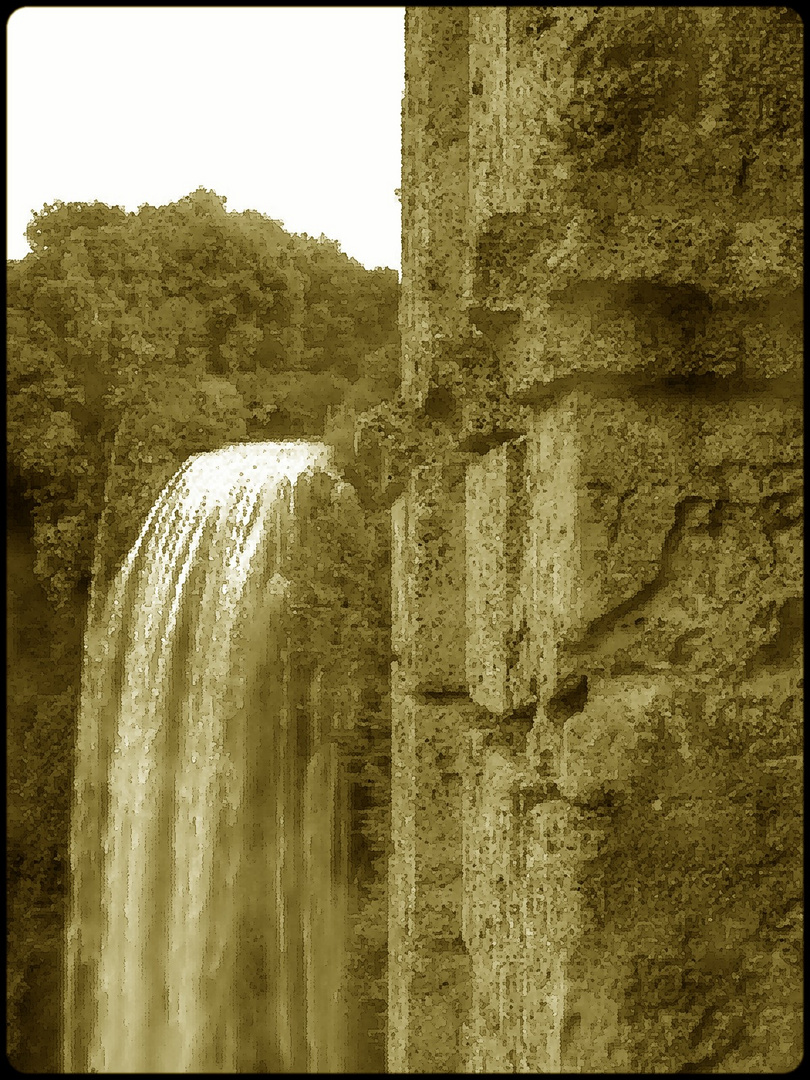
[390,5,802,1073]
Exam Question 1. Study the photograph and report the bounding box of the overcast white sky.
[7,6,405,271]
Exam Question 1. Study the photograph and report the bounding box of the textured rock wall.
[390,6,802,1072]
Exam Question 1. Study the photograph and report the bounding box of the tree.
[7,189,399,603]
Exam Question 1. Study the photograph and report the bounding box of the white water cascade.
[64,441,352,1073]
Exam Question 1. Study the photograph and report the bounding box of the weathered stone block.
[391,465,467,691]
[389,684,481,1072]
[475,211,802,391]
[465,440,534,712]
[526,392,700,679]
[525,397,581,697]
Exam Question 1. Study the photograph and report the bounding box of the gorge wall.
[383,7,802,1072]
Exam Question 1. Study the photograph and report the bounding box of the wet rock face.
[390,6,802,1074]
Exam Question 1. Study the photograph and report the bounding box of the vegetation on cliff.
[7,187,399,603]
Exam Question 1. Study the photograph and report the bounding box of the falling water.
[64,441,352,1073]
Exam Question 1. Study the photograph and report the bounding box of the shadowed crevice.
[546,674,589,723]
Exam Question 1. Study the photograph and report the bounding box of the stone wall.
[388,7,802,1072]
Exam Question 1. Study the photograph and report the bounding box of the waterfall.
[64,441,352,1073]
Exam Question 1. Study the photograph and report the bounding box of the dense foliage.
[7,188,399,602]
